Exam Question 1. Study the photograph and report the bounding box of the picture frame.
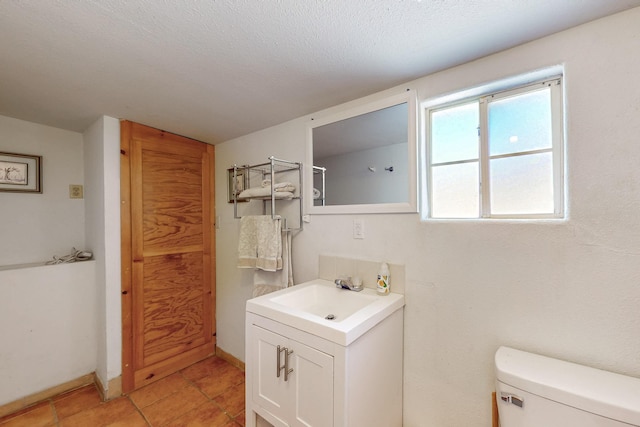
[0,152,42,193]
[227,167,249,203]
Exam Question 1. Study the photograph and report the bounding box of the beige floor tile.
[233,410,245,426]
[180,357,230,382]
[193,364,244,399]
[162,401,232,427]
[59,397,139,427]
[140,385,208,426]
[103,410,149,427]
[129,373,190,409]
[1,356,246,427]
[53,385,102,420]
[0,402,55,427]
[213,382,245,418]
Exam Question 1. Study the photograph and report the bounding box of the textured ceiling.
[0,0,638,144]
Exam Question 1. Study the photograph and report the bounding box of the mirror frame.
[305,89,418,214]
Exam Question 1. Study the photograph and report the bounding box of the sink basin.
[246,279,404,345]
[270,283,377,321]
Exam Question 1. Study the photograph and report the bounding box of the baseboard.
[0,373,94,419]
[94,374,122,401]
[216,346,245,371]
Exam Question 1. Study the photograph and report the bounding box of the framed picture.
[227,167,249,203]
[0,152,42,193]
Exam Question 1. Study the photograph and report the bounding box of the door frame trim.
[120,120,134,393]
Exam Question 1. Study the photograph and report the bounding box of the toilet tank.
[495,346,640,427]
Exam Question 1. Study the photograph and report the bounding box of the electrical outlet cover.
[69,184,84,199]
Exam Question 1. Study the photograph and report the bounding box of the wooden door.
[121,121,215,392]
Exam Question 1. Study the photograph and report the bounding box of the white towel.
[237,215,282,271]
[261,180,297,193]
[238,187,295,199]
[252,230,293,297]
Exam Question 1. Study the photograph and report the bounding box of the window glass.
[425,77,563,219]
[488,88,552,156]
[431,162,479,218]
[431,102,479,164]
[490,152,554,215]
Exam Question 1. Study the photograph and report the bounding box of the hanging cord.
[46,247,93,265]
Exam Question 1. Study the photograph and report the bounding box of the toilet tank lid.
[495,346,640,426]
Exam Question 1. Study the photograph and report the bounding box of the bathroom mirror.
[306,90,417,214]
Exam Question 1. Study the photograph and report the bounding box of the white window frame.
[425,77,564,219]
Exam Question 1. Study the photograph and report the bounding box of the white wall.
[216,122,307,356]
[215,8,640,426]
[83,116,122,393]
[0,262,97,406]
[0,114,122,406]
[0,115,98,406]
[0,115,85,266]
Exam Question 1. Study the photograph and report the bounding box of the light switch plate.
[353,219,365,239]
[69,184,84,199]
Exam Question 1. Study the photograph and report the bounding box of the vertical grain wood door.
[121,121,215,392]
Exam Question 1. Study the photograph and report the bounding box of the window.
[426,78,564,219]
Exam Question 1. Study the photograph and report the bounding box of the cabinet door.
[250,324,334,427]
[251,326,290,425]
[291,342,334,427]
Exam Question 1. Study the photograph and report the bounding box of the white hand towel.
[237,215,282,271]
[237,216,258,269]
[252,230,293,297]
[255,216,282,271]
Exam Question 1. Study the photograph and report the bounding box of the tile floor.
[0,356,245,427]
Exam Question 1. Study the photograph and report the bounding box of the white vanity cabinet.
[250,321,334,426]
[246,298,404,427]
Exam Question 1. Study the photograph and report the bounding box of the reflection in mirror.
[306,91,417,214]
[313,103,408,206]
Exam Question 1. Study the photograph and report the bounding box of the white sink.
[270,283,378,320]
[246,279,404,346]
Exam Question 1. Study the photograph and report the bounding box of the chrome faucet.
[335,277,363,292]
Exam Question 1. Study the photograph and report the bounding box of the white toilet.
[495,346,640,426]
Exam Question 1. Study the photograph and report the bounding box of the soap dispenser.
[377,262,390,296]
